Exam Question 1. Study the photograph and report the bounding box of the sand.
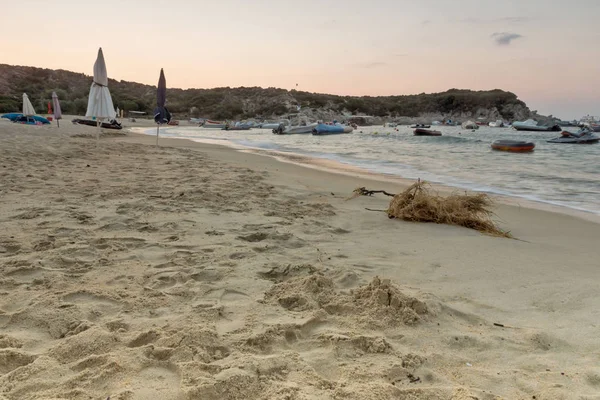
[1,117,599,399]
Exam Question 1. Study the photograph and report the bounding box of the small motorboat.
[414,128,442,136]
[273,123,318,135]
[512,119,561,132]
[72,119,123,130]
[462,120,479,130]
[312,123,353,135]
[491,140,535,152]
[223,125,251,131]
[202,120,227,129]
[547,129,599,144]
[410,124,431,128]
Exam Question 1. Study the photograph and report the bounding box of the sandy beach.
[1,118,599,400]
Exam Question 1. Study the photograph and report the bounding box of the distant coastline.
[1,63,535,123]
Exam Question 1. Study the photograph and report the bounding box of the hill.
[0,64,532,122]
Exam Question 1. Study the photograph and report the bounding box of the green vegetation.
[0,64,529,120]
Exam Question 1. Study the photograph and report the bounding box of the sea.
[140,124,600,216]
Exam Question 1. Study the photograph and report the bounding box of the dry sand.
[1,117,599,399]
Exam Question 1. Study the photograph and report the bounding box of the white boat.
[273,123,318,134]
[489,120,504,127]
[260,120,289,130]
[512,119,561,132]
[202,121,227,129]
[461,120,479,129]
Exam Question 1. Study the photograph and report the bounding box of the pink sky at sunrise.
[2,0,599,119]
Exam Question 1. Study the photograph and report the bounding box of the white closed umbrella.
[52,92,62,127]
[86,47,116,140]
[22,93,36,116]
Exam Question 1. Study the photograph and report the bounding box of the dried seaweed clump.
[383,181,510,237]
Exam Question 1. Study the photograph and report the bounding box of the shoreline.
[131,125,600,225]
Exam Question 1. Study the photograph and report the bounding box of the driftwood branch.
[353,187,396,197]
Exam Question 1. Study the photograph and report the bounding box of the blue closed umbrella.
[154,68,171,146]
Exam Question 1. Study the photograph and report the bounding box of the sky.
[1,0,599,119]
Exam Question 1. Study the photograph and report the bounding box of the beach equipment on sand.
[52,92,62,127]
[72,118,122,129]
[491,140,535,152]
[22,93,36,116]
[153,68,171,146]
[414,128,441,136]
[86,47,116,141]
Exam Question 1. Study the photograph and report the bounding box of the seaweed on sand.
[351,180,511,237]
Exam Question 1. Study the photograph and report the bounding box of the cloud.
[491,32,523,46]
[355,61,387,69]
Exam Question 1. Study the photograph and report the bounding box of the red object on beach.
[47,101,52,114]
[47,116,53,121]
[414,128,442,136]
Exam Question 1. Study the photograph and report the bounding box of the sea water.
[146,125,600,215]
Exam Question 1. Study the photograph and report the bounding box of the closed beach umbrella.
[86,47,116,140]
[153,68,171,146]
[52,91,62,127]
[22,93,36,116]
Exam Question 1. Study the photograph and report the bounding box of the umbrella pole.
[96,120,100,143]
[57,119,60,128]
[156,125,160,147]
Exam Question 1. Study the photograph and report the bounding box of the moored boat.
[589,123,600,132]
[491,140,535,152]
[273,123,318,135]
[202,120,227,128]
[410,124,431,128]
[461,120,479,129]
[414,128,442,136]
[222,125,251,131]
[489,120,504,127]
[312,123,353,135]
[512,119,561,132]
[547,129,599,144]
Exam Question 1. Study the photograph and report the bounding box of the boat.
[414,128,442,136]
[202,120,227,129]
[273,123,318,135]
[222,125,251,131]
[72,119,123,130]
[547,129,599,144]
[491,140,535,152]
[512,119,561,132]
[260,123,282,130]
[410,124,431,128]
[489,120,504,127]
[312,123,353,135]
[461,120,479,129]
[589,123,600,132]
